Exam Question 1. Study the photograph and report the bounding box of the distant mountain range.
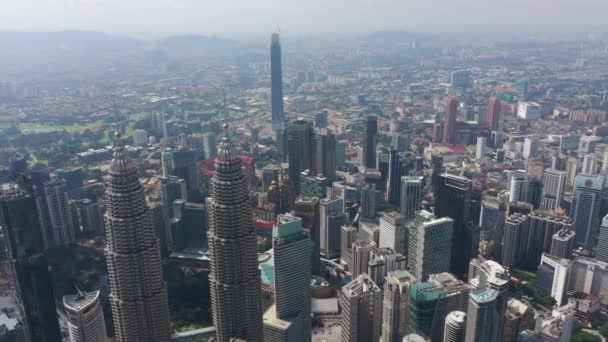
[0,31,240,78]
[0,31,235,53]
[0,31,143,51]
[364,30,429,43]
[157,34,236,50]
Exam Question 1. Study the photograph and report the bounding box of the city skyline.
[2,3,608,339]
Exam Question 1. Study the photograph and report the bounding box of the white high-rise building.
[380,271,417,342]
[523,137,540,159]
[540,168,566,211]
[582,154,598,175]
[368,248,407,287]
[517,102,541,120]
[537,254,571,306]
[524,304,575,342]
[567,257,608,306]
[508,170,529,203]
[63,289,108,342]
[476,137,486,160]
[340,225,358,270]
[443,311,466,342]
[467,257,510,292]
[598,215,608,263]
[601,150,608,175]
[379,211,405,255]
[351,240,376,278]
[320,197,346,259]
[467,257,509,342]
[340,274,382,342]
[400,176,422,220]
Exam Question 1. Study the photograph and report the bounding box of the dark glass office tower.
[434,173,472,276]
[314,128,337,183]
[363,115,378,169]
[293,196,321,274]
[287,118,314,195]
[0,182,62,342]
[271,33,287,162]
[387,150,417,206]
[271,33,284,130]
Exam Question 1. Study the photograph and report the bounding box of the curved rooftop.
[63,290,100,313]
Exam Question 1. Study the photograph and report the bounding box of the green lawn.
[0,121,106,133]
[512,269,537,282]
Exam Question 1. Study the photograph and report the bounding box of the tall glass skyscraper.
[271,33,287,161]
[400,176,423,220]
[208,125,264,341]
[434,173,472,276]
[570,174,604,250]
[465,289,499,342]
[263,214,312,341]
[0,182,62,342]
[387,150,417,206]
[287,118,314,195]
[363,115,378,169]
[408,273,470,341]
[407,210,454,281]
[104,133,170,341]
[314,128,337,183]
[271,32,284,130]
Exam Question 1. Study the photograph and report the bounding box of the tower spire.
[208,107,264,341]
[104,120,170,341]
[110,125,132,174]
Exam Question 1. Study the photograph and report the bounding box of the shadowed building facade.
[271,33,287,161]
[0,182,62,342]
[104,134,170,341]
[208,126,264,341]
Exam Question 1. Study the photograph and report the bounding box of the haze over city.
[1,0,608,37]
[3,1,608,342]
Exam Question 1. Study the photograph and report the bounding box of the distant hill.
[0,31,144,51]
[0,31,239,76]
[364,30,429,43]
[157,34,236,50]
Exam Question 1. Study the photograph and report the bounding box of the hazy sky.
[1,0,607,37]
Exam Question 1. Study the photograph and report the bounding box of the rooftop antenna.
[220,86,229,136]
[111,93,122,141]
[222,87,227,124]
[114,123,124,150]
[73,282,85,299]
